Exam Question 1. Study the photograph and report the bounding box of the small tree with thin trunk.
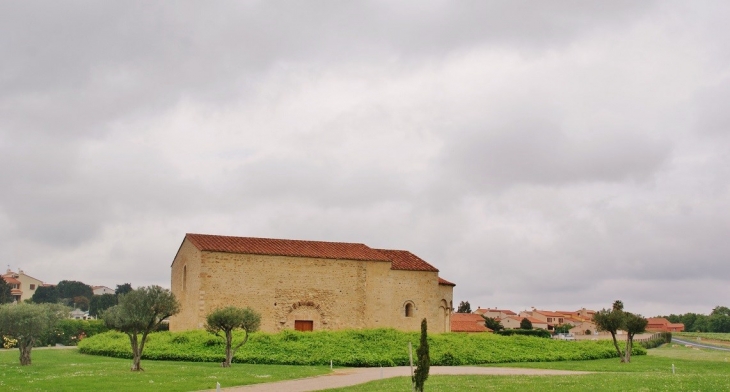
[593,300,626,361]
[102,285,179,371]
[483,316,504,332]
[623,312,647,363]
[0,303,67,365]
[413,318,430,392]
[205,306,261,367]
[520,317,533,330]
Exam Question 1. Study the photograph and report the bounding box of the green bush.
[639,332,672,349]
[78,328,645,366]
[43,319,109,346]
[495,329,552,339]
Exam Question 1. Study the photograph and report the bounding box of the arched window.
[183,265,187,291]
[405,302,414,317]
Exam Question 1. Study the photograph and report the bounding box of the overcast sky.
[2,1,729,317]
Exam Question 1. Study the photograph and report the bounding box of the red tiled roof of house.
[452,313,484,322]
[438,277,455,286]
[374,249,439,272]
[509,316,546,325]
[186,233,392,262]
[10,289,22,295]
[475,308,516,315]
[3,276,21,285]
[534,310,566,318]
[451,320,490,332]
[647,318,669,325]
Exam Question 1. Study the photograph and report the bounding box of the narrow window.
[405,303,414,317]
[30,284,36,290]
[183,265,187,291]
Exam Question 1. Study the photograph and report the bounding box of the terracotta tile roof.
[475,308,516,315]
[374,249,439,272]
[647,318,669,325]
[438,277,455,286]
[534,310,566,318]
[452,313,484,322]
[3,276,21,285]
[451,320,490,332]
[10,289,22,295]
[509,316,546,325]
[186,233,392,262]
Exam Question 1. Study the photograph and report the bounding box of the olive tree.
[0,302,68,365]
[102,285,179,371]
[593,300,626,361]
[624,312,648,363]
[205,306,261,367]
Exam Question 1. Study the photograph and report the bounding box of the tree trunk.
[609,331,625,362]
[19,343,32,366]
[625,333,633,363]
[129,334,143,371]
[222,330,233,367]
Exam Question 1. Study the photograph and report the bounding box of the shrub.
[78,328,645,366]
[44,319,108,346]
[496,329,552,339]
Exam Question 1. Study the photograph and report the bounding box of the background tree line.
[659,306,730,333]
[29,281,133,317]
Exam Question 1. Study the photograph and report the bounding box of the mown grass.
[78,328,644,366]
[0,348,329,391]
[323,344,730,391]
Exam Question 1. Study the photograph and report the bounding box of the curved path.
[672,337,730,352]
[213,366,591,392]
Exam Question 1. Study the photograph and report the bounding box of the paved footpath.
[209,366,591,392]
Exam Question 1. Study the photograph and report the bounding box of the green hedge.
[44,319,109,346]
[638,332,672,349]
[495,329,552,338]
[78,328,645,367]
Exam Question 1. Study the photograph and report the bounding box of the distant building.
[2,269,45,302]
[170,233,455,333]
[92,286,115,295]
[475,308,517,319]
[69,308,93,320]
[646,318,685,332]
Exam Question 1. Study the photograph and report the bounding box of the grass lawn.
[0,348,330,391]
[323,344,730,391]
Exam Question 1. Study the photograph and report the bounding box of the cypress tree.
[413,318,430,392]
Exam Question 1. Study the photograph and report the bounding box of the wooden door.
[294,320,314,332]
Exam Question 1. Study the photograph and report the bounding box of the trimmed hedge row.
[638,332,672,349]
[495,329,552,338]
[78,328,645,367]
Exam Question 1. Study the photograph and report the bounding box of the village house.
[2,269,45,302]
[519,309,566,331]
[646,317,685,332]
[92,286,115,295]
[170,234,455,333]
[475,308,517,319]
[501,315,549,330]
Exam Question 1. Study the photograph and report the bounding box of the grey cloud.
[441,122,670,191]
